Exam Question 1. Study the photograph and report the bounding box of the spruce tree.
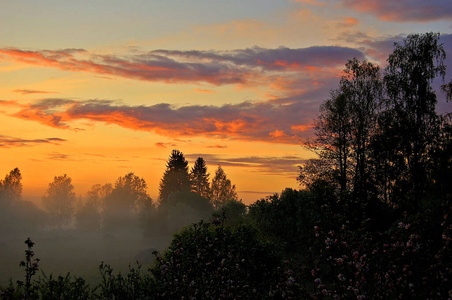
[159,150,191,204]
[190,157,211,199]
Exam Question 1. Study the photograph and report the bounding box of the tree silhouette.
[190,157,211,199]
[0,168,23,203]
[314,91,352,193]
[381,32,446,208]
[210,166,238,208]
[306,58,382,199]
[42,174,76,229]
[341,58,382,202]
[104,173,151,230]
[75,183,112,231]
[159,150,191,204]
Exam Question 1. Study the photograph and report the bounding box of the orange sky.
[1,0,451,204]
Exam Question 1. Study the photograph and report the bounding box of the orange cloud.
[8,98,317,145]
[343,17,359,26]
[14,89,56,95]
[194,88,215,94]
[291,124,313,132]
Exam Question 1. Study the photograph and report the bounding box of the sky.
[1,0,451,204]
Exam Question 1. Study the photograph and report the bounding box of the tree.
[307,58,382,198]
[341,58,382,201]
[210,166,238,208]
[42,174,76,229]
[75,183,112,231]
[0,168,23,202]
[104,173,152,230]
[381,32,446,208]
[190,157,211,199]
[165,190,213,233]
[312,91,352,193]
[159,150,191,204]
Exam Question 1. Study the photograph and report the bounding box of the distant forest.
[1,32,451,299]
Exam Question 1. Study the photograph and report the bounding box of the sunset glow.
[1,0,451,204]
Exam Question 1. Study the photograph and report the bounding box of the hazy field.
[0,229,172,286]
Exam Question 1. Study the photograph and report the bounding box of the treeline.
[0,150,239,237]
[1,32,452,299]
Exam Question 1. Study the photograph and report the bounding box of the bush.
[150,219,301,299]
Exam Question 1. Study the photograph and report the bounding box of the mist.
[0,158,229,286]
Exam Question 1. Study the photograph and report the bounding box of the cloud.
[155,142,177,148]
[153,46,364,72]
[185,153,305,176]
[13,89,56,95]
[48,152,73,160]
[293,0,326,6]
[0,100,19,107]
[0,46,364,89]
[0,45,369,145]
[0,134,66,148]
[340,0,452,22]
[9,98,320,145]
[206,145,227,149]
[194,88,215,94]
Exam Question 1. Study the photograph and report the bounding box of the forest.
[0,32,451,299]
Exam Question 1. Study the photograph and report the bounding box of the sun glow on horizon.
[1,0,451,205]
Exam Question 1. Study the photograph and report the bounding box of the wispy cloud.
[0,134,66,148]
[206,145,228,149]
[155,142,177,148]
[340,0,452,22]
[194,88,215,94]
[48,152,73,161]
[13,89,56,95]
[185,153,305,176]
[293,0,326,6]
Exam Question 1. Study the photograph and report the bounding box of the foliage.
[165,190,213,233]
[42,174,76,229]
[96,262,153,300]
[210,165,238,208]
[379,32,447,209]
[213,198,248,228]
[19,238,40,300]
[150,219,300,299]
[37,272,91,300]
[159,150,191,204]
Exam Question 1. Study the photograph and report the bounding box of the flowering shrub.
[310,206,452,299]
[150,219,301,299]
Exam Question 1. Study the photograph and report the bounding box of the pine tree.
[159,150,191,204]
[190,157,211,199]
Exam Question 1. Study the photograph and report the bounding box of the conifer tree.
[159,150,191,204]
[190,157,211,199]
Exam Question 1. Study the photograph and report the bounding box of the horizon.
[1,0,452,205]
